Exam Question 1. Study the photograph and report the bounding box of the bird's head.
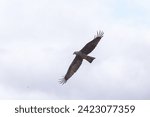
[73,51,78,55]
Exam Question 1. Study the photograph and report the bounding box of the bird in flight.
[59,31,104,84]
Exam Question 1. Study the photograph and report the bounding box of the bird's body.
[59,31,104,84]
[74,51,95,63]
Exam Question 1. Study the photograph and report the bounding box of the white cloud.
[0,0,150,99]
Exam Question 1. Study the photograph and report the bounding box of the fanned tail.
[85,56,95,63]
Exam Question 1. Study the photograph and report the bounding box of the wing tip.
[59,78,67,85]
[95,30,104,39]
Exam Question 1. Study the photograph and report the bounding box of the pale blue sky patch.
[111,0,150,27]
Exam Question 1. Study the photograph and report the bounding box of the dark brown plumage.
[59,31,104,84]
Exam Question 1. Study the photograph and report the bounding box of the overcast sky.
[0,0,150,99]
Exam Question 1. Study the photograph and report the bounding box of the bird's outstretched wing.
[59,56,83,84]
[80,31,104,54]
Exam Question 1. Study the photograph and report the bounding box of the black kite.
[59,31,104,84]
